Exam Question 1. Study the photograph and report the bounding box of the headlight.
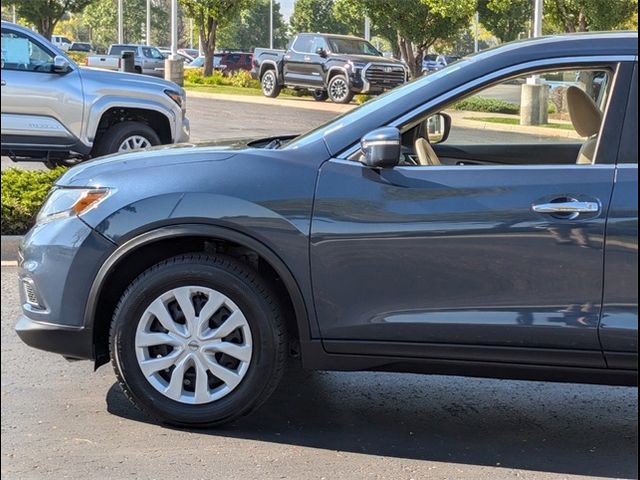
[36,187,111,224]
[165,89,186,111]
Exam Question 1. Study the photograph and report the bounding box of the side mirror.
[425,112,451,144]
[361,127,401,168]
[316,47,327,58]
[52,55,71,74]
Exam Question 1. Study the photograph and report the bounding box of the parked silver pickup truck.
[1,22,190,168]
[85,44,166,76]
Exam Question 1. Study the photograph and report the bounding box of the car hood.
[57,138,261,187]
[79,66,183,92]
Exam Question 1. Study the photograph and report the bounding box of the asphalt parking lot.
[2,94,636,480]
[1,266,637,480]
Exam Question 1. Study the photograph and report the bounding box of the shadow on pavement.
[107,364,638,478]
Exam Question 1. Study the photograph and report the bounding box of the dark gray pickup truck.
[16,32,638,428]
[252,33,407,103]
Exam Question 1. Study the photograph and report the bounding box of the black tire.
[312,89,328,102]
[134,66,142,74]
[91,121,160,157]
[110,254,287,427]
[327,75,354,104]
[260,69,281,98]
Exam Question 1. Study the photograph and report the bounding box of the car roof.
[298,32,370,42]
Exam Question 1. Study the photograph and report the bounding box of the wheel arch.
[259,60,280,82]
[87,223,311,368]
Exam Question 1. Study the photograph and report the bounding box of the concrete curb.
[1,235,22,262]
[186,89,356,114]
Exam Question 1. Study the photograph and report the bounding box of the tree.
[477,0,532,42]
[180,0,247,76]
[544,0,637,32]
[288,0,348,35]
[81,0,168,52]
[364,0,475,78]
[218,0,287,50]
[4,0,93,39]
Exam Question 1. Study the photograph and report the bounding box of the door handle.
[304,56,311,62]
[532,198,600,219]
[1,80,6,86]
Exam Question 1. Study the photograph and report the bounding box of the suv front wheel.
[109,254,287,427]
[92,121,160,157]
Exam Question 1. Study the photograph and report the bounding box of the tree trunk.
[198,16,218,77]
[39,18,54,40]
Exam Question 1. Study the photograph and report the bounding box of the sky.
[278,0,295,22]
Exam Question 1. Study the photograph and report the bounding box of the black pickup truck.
[252,33,408,103]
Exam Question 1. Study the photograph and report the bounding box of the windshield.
[326,37,381,56]
[423,54,438,62]
[283,59,469,150]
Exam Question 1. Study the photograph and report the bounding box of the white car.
[51,34,72,51]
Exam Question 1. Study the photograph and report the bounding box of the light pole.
[146,0,151,46]
[164,0,184,85]
[117,0,124,44]
[521,0,546,125]
[364,17,370,41]
[474,11,479,53]
[12,5,16,23]
[269,0,273,49]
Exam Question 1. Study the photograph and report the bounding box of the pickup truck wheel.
[109,254,287,427]
[327,75,354,104]
[261,70,281,98]
[312,89,328,102]
[92,121,160,157]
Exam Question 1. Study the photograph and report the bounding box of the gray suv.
[15,32,638,428]
[1,22,190,168]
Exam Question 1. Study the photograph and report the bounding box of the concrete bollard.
[120,50,136,73]
[520,83,548,126]
[164,56,184,86]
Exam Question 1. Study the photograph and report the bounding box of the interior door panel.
[434,143,582,165]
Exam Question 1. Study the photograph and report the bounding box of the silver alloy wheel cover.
[262,71,275,95]
[329,77,348,101]
[135,286,253,404]
[118,135,152,152]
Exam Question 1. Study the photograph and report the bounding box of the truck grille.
[365,65,406,90]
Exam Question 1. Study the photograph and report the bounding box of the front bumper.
[15,315,93,360]
[176,115,190,143]
[16,215,116,360]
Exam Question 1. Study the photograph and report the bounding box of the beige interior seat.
[414,137,441,166]
[566,86,603,165]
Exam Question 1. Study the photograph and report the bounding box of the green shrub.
[229,70,259,88]
[452,96,520,114]
[184,69,260,89]
[1,168,67,235]
[67,51,89,64]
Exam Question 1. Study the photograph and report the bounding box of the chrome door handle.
[532,198,600,219]
[304,56,311,61]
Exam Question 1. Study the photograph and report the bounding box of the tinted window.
[326,37,381,56]
[142,47,164,59]
[292,35,314,53]
[1,29,55,72]
[109,45,132,56]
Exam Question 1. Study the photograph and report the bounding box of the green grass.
[465,116,576,131]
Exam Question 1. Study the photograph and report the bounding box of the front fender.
[84,96,176,144]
